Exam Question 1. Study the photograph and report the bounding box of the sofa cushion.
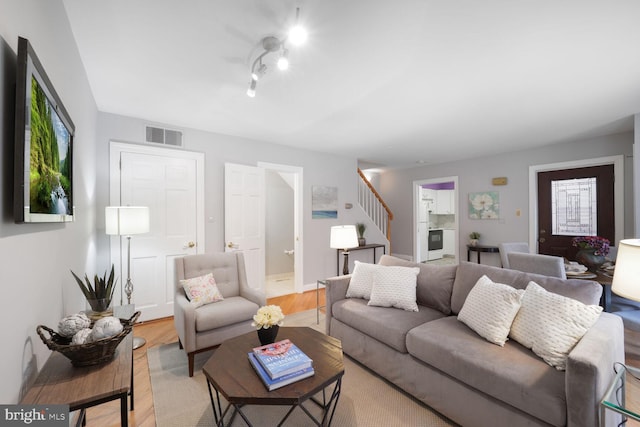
[368,265,420,311]
[195,296,260,331]
[346,261,379,299]
[451,261,602,314]
[332,298,445,352]
[457,275,524,346]
[510,281,603,370]
[180,273,224,308]
[378,255,456,314]
[406,317,567,426]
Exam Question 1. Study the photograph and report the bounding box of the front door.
[537,164,614,260]
[110,142,205,321]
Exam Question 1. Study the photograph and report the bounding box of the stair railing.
[357,168,393,243]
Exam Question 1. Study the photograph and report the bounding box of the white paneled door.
[110,142,204,322]
[224,162,265,292]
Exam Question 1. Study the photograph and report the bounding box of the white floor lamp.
[106,206,150,350]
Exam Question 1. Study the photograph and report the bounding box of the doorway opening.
[259,162,303,298]
[413,176,459,264]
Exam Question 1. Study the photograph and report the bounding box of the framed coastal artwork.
[468,191,500,219]
[312,185,338,219]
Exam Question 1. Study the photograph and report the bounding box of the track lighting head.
[288,8,307,46]
[277,49,289,71]
[288,25,308,46]
[247,79,256,98]
[251,62,267,81]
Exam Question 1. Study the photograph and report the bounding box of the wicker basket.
[37,311,140,367]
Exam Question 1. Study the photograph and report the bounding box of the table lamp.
[611,239,640,302]
[106,206,150,349]
[330,225,359,275]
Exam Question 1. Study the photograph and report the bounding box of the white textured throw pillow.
[368,266,420,311]
[457,275,525,346]
[510,281,602,370]
[346,261,380,299]
[180,273,224,308]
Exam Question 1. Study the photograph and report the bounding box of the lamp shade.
[611,239,640,302]
[330,225,359,250]
[105,206,150,236]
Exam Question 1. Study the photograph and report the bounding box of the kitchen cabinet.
[436,190,454,214]
[443,229,455,255]
[422,188,436,212]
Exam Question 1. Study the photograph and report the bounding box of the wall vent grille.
[145,126,183,146]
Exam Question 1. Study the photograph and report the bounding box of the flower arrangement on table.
[572,236,610,256]
[251,305,285,330]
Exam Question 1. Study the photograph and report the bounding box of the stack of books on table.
[248,338,314,391]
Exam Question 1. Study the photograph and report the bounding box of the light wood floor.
[86,288,640,426]
[84,289,325,426]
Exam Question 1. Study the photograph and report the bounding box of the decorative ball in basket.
[37,311,140,367]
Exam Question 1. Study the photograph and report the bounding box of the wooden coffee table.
[203,327,344,426]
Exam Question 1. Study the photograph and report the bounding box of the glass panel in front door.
[551,177,597,237]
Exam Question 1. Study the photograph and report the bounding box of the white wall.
[0,0,98,403]
[381,132,635,267]
[95,113,371,286]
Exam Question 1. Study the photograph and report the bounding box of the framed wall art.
[468,191,499,219]
[312,186,337,219]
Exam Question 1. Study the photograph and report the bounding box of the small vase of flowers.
[572,236,610,272]
[252,305,285,345]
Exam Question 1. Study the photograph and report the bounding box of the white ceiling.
[62,0,640,168]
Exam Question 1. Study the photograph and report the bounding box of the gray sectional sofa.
[325,255,624,427]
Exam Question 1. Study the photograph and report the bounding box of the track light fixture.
[246,7,307,97]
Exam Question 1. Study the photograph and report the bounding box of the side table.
[317,279,327,324]
[600,363,640,425]
[336,243,386,276]
[466,244,500,265]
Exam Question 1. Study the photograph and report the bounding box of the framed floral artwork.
[468,191,500,219]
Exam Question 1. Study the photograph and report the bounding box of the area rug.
[148,309,456,426]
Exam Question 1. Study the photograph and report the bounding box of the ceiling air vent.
[145,126,183,147]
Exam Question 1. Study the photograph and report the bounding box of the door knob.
[227,242,238,249]
[539,237,546,243]
[187,241,196,248]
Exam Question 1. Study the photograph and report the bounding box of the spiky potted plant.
[71,265,118,320]
[356,223,367,246]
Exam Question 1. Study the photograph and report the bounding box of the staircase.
[357,168,393,243]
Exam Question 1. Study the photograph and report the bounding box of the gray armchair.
[174,252,266,376]
[506,252,567,279]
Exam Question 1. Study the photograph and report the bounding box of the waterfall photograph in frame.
[14,37,75,223]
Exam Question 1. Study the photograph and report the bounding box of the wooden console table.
[467,244,500,264]
[21,315,134,426]
[336,243,386,275]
